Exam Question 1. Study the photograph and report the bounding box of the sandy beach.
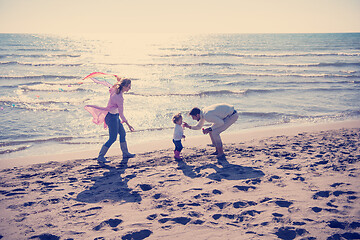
[0,120,359,240]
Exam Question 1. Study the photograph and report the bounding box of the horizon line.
[1,31,360,35]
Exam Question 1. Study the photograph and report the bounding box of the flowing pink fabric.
[83,72,115,88]
[84,105,109,129]
[85,87,127,129]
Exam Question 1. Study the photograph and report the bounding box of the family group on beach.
[85,76,239,164]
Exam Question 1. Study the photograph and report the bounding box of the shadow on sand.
[76,157,142,204]
[176,157,264,181]
[76,153,264,204]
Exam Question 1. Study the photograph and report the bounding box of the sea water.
[0,33,359,159]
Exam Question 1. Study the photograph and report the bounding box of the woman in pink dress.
[85,77,135,163]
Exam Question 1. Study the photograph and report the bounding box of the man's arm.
[183,117,205,130]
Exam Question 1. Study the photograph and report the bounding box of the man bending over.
[183,103,239,160]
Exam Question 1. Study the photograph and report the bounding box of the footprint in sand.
[212,210,262,223]
[274,226,308,240]
[192,219,205,225]
[191,189,222,200]
[29,233,60,240]
[193,192,211,199]
[233,185,256,191]
[212,189,222,195]
[312,207,323,213]
[139,184,152,191]
[278,164,301,171]
[149,213,204,227]
[245,178,262,185]
[146,214,158,220]
[177,202,201,208]
[333,190,356,197]
[93,218,123,231]
[328,233,360,239]
[158,217,192,225]
[328,219,360,230]
[312,191,331,199]
[272,213,284,217]
[327,220,360,240]
[214,202,229,210]
[121,229,152,240]
[268,175,281,182]
[292,174,305,181]
[274,200,293,208]
[233,200,257,208]
[330,182,348,188]
[153,193,161,199]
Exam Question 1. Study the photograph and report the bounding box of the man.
[183,103,239,160]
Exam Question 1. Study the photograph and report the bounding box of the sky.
[0,0,359,34]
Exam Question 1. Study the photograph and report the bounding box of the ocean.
[0,33,359,159]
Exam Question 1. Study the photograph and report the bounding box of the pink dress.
[84,87,127,129]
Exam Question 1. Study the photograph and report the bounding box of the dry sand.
[0,120,359,240]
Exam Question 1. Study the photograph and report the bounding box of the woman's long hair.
[113,77,131,94]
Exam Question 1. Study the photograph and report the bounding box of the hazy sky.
[0,0,359,34]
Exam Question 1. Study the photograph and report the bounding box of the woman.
[85,77,135,163]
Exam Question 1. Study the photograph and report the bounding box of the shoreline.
[1,119,359,170]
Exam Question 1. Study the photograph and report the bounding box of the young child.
[172,113,185,160]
